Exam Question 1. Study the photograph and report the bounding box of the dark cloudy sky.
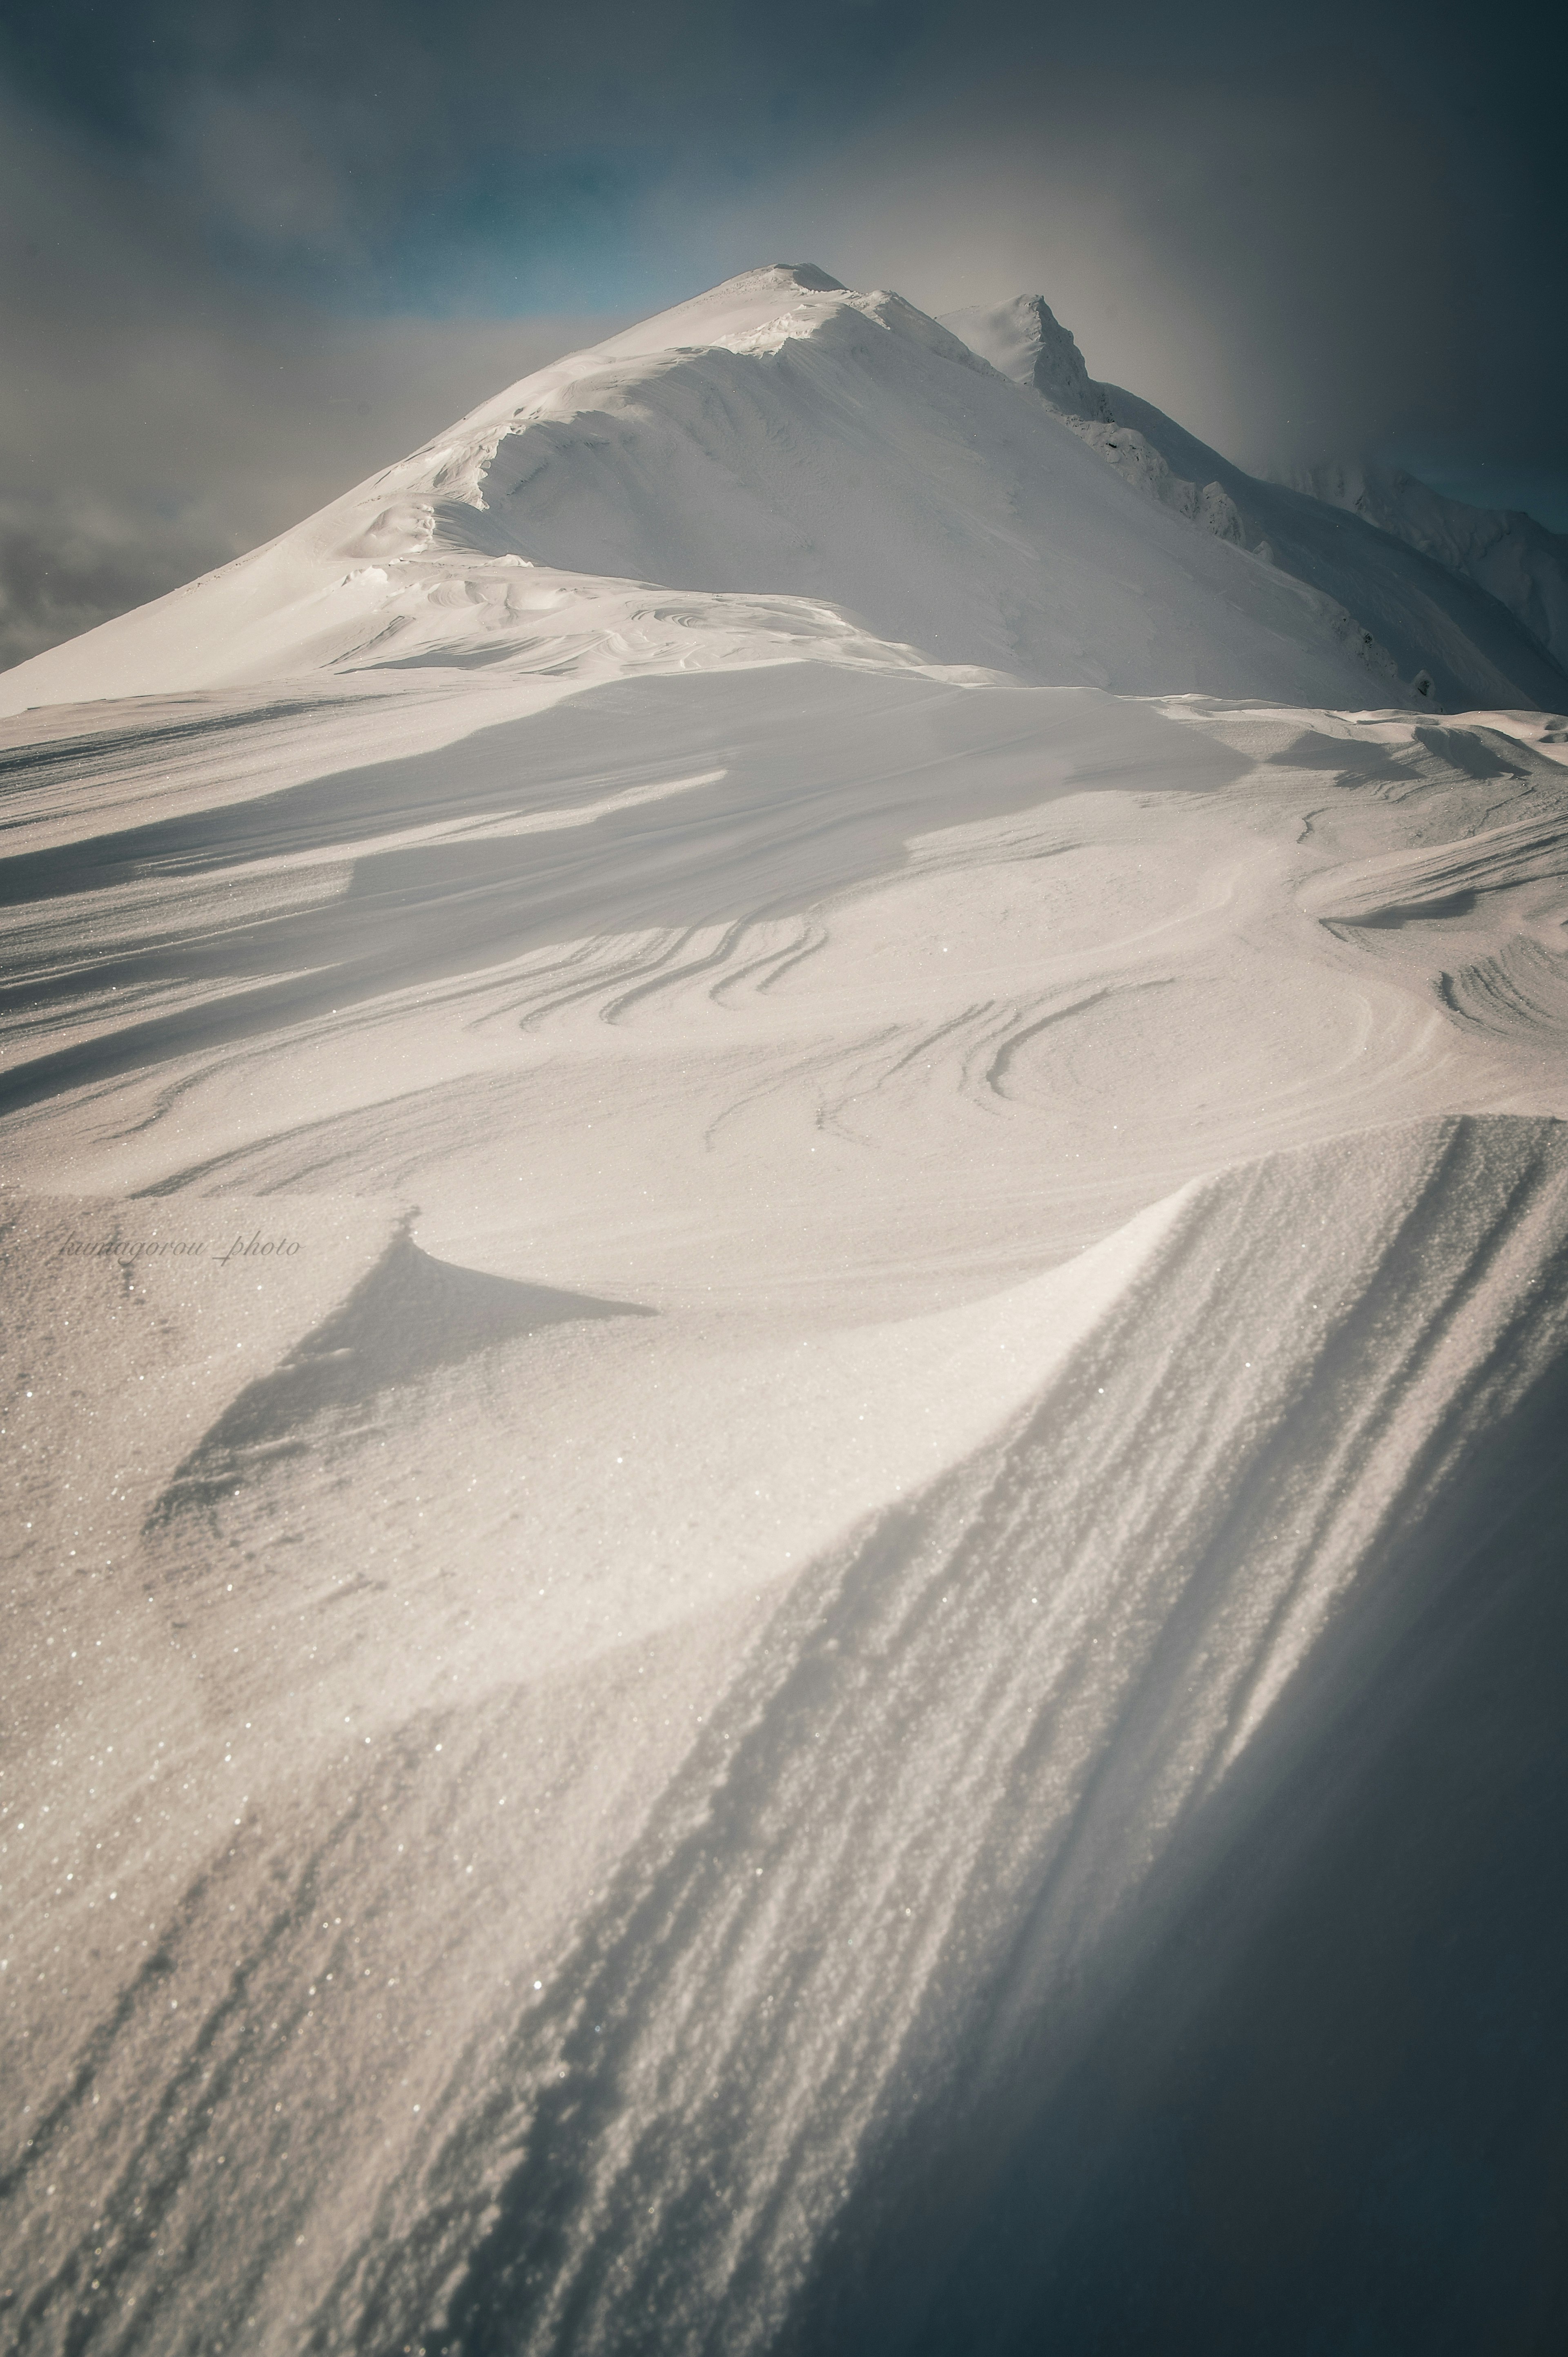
[2,0,1564,670]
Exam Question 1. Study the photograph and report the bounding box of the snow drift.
[6,1118,1568,2355]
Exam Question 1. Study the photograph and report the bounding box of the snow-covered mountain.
[1283,455,1568,669]
[5,263,1565,719]
[942,292,1117,424]
[942,292,1568,711]
[5,265,1568,2355]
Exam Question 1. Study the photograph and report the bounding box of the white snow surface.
[4,264,1568,2353]
[942,297,1568,716]
[939,294,1114,423]
[1285,455,1568,671]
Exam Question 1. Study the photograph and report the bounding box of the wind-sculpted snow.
[1296,792,1568,1051]
[6,263,1568,2354]
[4,671,1568,2352]
[408,1118,1568,2357]
[4,680,1564,1282]
[5,1119,1568,2355]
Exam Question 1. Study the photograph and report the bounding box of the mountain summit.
[3,265,1565,716]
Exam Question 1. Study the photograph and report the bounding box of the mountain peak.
[773,263,846,292]
[678,263,846,302]
[577,263,856,370]
[6,265,1566,718]
[939,295,1113,423]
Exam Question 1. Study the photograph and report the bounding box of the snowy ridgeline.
[942,293,1568,687]
[4,266,1568,2354]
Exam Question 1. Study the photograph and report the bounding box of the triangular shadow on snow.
[149,1232,652,1523]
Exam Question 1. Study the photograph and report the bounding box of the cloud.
[175,82,372,262]
[660,55,1470,476]
[0,308,623,674]
[0,90,626,672]
[0,0,936,308]
[0,492,214,673]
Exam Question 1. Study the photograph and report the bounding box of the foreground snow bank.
[5,1115,1567,2352]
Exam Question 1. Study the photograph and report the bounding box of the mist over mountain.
[1282,457,1568,671]
[941,292,1568,708]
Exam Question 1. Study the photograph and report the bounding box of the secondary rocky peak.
[775,262,846,291]
[938,294,1114,423]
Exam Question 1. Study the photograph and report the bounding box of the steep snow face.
[1287,457,1568,671]
[7,1128,1568,2351]
[941,300,1568,714]
[938,294,1114,421]
[0,264,1482,718]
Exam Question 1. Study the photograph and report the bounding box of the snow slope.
[943,295,1568,713]
[2,264,1541,721]
[1286,456,1568,671]
[5,265,1568,2355]
[7,1121,1568,2352]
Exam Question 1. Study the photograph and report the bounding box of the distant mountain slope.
[6,264,1546,721]
[1284,457,1568,670]
[943,295,1568,714]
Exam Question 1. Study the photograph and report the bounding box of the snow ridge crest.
[938,294,1114,423]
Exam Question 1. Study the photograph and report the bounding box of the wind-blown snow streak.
[405,1119,1568,2357]
[4,680,1565,1307]
[5,1120,1567,2355]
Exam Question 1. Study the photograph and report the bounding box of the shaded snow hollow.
[4,263,1568,2355]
